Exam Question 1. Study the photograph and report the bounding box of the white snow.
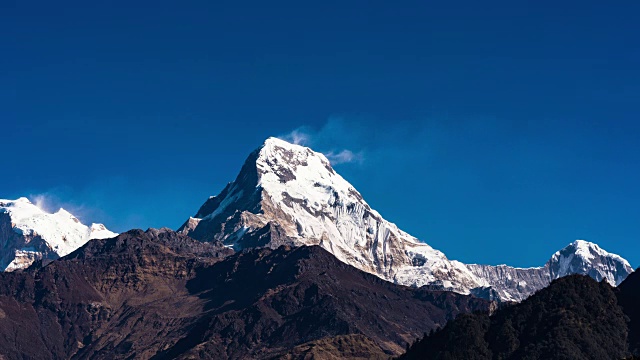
[203,186,244,221]
[0,198,118,271]
[549,239,633,286]
[557,252,576,277]
[252,138,486,293]
[257,138,369,215]
[571,240,596,262]
[568,239,632,268]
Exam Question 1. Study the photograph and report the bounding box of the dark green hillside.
[399,275,630,360]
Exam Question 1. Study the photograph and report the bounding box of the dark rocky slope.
[0,229,492,359]
[618,270,640,356]
[0,228,233,360]
[272,335,390,360]
[399,273,640,360]
[155,244,493,359]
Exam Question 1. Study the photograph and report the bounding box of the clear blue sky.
[2,0,639,268]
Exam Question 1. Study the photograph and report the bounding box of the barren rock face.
[0,229,491,359]
[179,138,633,302]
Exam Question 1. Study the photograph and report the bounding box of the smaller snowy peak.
[465,239,634,302]
[89,223,118,240]
[54,208,81,223]
[549,239,633,286]
[555,240,631,268]
[90,223,107,231]
[0,198,117,271]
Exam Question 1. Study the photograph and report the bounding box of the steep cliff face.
[179,138,634,302]
[464,264,549,302]
[0,198,117,271]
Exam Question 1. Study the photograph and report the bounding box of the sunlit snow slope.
[0,198,117,271]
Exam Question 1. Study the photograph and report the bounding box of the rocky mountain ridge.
[467,239,633,301]
[0,139,632,302]
[0,228,491,359]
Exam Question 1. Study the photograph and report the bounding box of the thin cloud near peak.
[278,121,364,165]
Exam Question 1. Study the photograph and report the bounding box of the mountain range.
[0,138,633,303]
[0,137,637,359]
[0,228,491,359]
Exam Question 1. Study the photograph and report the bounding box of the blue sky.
[2,0,639,267]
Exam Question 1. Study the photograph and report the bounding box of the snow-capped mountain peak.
[562,240,630,267]
[180,137,481,289]
[179,138,634,302]
[257,137,379,220]
[467,239,634,302]
[548,239,632,286]
[0,198,117,271]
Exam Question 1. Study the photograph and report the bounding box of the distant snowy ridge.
[0,197,117,271]
[467,240,633,301]
[549,240,631,285]
[180,137,634,302]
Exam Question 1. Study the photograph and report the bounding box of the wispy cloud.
[30,193,51,211]
[28,189,96,223]
[282,129,311,146]
[24,177,155,232]
[279,119,365,165]
[325,149,363,165]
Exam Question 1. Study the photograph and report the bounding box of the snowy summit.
[0,197,117,271]
[549,239,632,286]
